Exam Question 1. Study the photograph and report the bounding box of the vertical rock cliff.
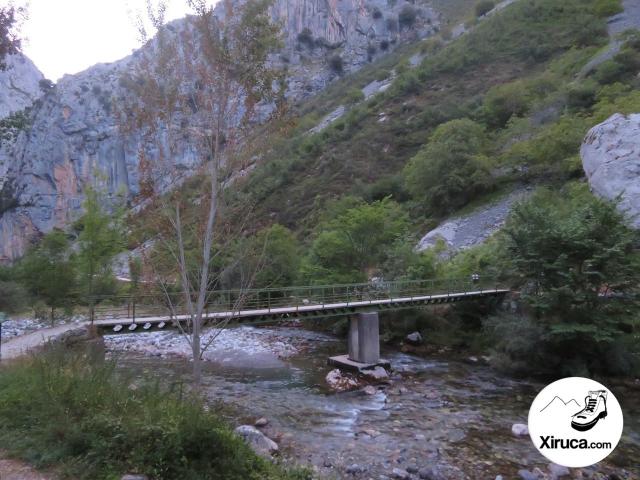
[0,0,439,261]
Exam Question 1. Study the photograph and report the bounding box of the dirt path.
[0,453,57,480]
[1,322,88,360]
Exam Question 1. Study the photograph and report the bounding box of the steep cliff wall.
[0,0,438,262]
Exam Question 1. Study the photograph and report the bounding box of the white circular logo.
[528,377,623,468]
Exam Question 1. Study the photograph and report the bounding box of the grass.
[0,346,309,480]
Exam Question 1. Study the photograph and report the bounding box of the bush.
[0,280,29,313]
[302,198,409,283]
[328,54,343,73]
[346,87,365,105]
[0,347,309,480]
[398,6,417,30]
[500,186,640,375]
[482,80,533,128]
[404,119,494,215]
[593,0,623,17]
[475,0,495,17]
[565,81,597,111]
[297,28,314,48]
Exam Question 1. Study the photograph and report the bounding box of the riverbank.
[0,346,310,480]
[107,324,640,479]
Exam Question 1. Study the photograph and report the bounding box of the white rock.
[325,369,359,391]
[511,423,529,437]
[405,331,423,345]
[234,425,279,456]
[362,366,389,381]
[581,113,640,229]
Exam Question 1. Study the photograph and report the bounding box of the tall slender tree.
[121,0,284,386]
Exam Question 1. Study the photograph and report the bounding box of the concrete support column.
[347,312,380,364]
[348,315,359,361]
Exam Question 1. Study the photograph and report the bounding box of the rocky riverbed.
[106,326,640,480]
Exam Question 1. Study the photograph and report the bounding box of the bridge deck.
[95,289,509,329]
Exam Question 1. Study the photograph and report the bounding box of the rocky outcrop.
[581,113,640,228]
[416,189,530,254]
[0,54,43,119]
[0,0,439,262]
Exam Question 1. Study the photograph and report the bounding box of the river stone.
[346,463,365,474]
[405,331,423,345]
[363,385,377,395]
[392,467,410,479]
[518,470,539,480]
[325,369,359,391]
[581,112,640,229]
[234,425,279,456]
[254,417,269,427]
[363,366,389,381]
[418,466,446,480]
[121,476,148,480]
[511,423,529,436]
[549,463,570,479]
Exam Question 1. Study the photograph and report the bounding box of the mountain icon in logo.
[539,391,608,432]
[540,396,581,413]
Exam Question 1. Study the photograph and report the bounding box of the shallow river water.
[106,326,640,479]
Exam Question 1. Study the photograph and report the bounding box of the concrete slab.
[328,354,390,373]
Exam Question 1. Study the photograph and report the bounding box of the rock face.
[0,0,439,262]
[0,54,43,119]
[581,113,640,229]
[417,189,530,254]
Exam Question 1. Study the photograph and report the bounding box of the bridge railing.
[90,277,504,323]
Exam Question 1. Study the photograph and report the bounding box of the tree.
[404,119,493,215]
[0,5,24,70]
[75,187,126,312]
[302,198,409,283]
[20,230,77,323]
[501,186,640,374]
[475,0,495,18]
[122,0,284,387]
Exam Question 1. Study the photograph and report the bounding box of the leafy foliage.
[75,187,126,299]
[18,230,77,321]
[404,119,493,215]
[499,186,640,375]
[302,198,409,283]
[0,347,309,480]
[0,5,23,70]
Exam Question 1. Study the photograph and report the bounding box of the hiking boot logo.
[528,377,624,468]
[571,390,607,432]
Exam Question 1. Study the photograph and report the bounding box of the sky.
[17,0,214,81]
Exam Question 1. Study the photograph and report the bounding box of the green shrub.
[500,185,640,375]
[593,0,623,17]
[328,54,343,73]
[404,119,494,215]
[565,81,598,111]
[0,280,29,313]
[475,0,495,17]
[398,5,417,30]
[302,198,409,283]
[482,80,533,128]
[0,347,309,479]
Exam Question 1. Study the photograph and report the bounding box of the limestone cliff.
[581,113,640,229]
[0,0,439,261]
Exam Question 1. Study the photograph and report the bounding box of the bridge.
[91,278,509,370]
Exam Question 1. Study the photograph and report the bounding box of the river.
[105,325,640,479]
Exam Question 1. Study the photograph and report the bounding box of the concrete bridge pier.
[330,311,389,372]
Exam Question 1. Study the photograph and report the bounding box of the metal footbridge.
[92,278,509,333]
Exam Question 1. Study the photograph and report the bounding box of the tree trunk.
[192,326,202,388]
[50,306,55,327]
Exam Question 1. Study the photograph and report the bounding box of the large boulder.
[581,113,640,228]
[234,425,279,456]
[325,368,360,391]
